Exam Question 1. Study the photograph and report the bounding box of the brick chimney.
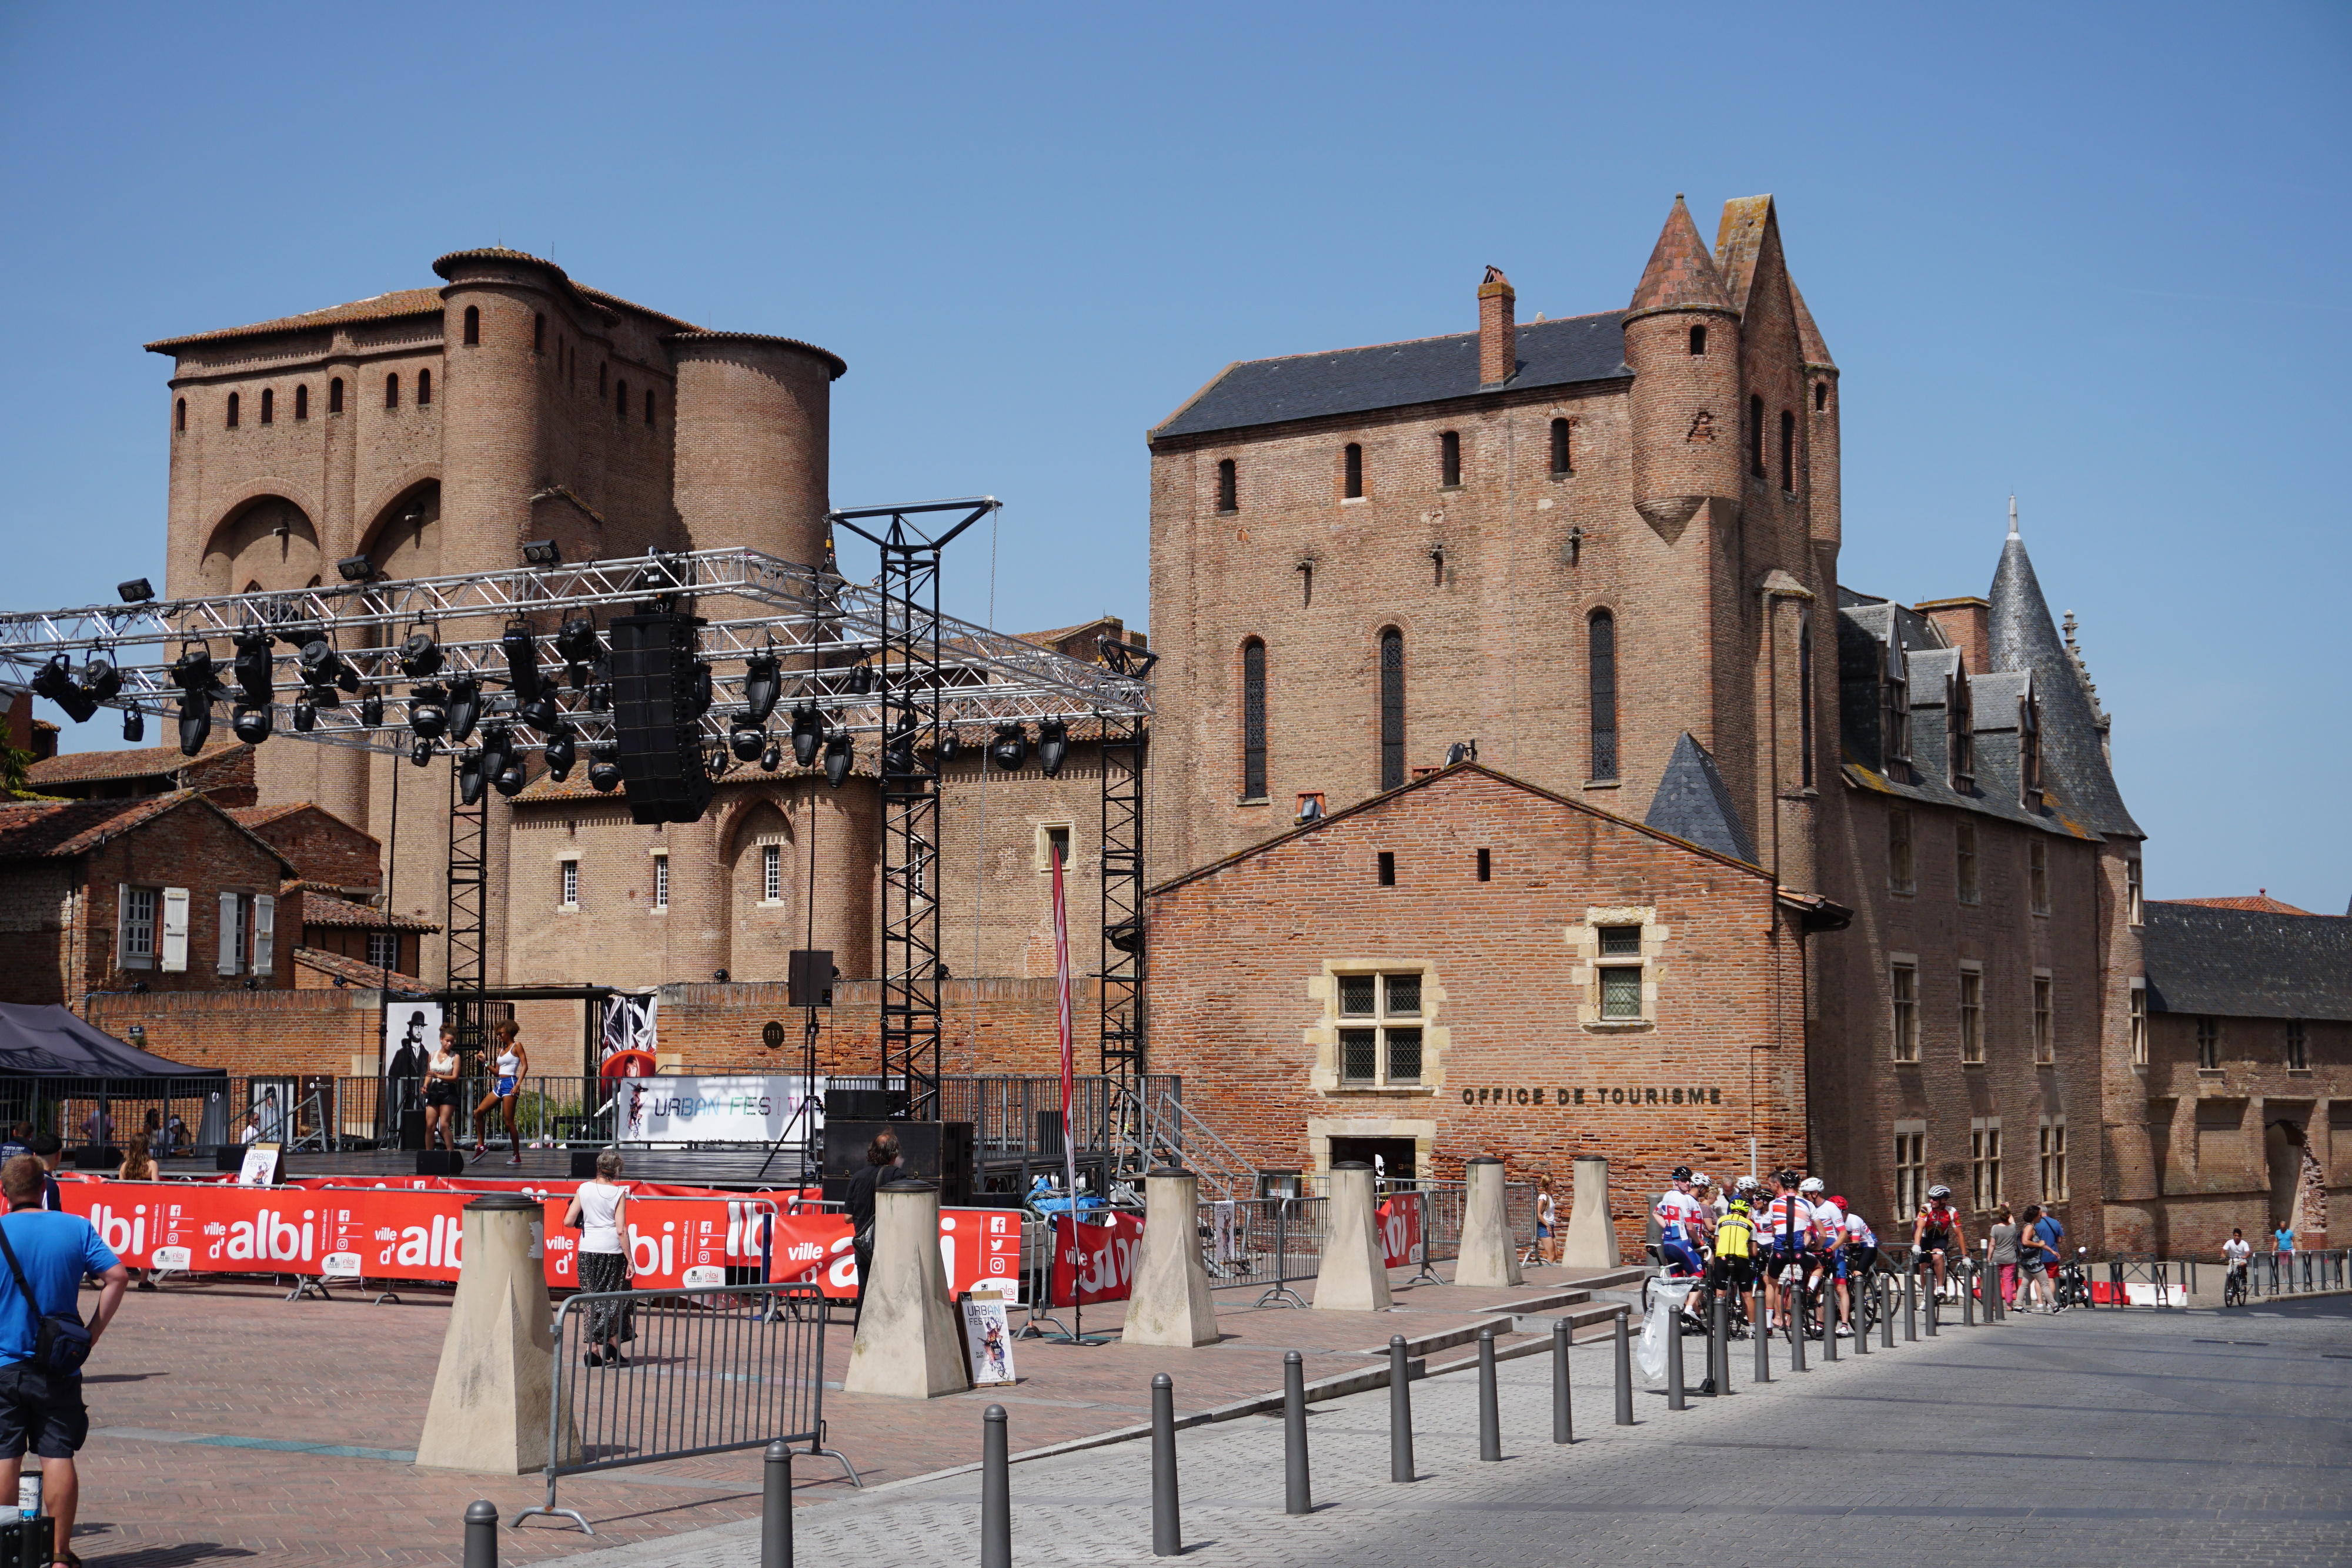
[1915,597,1990,674]
[1478,266,1516,386]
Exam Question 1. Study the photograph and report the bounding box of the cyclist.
[1799,1178,1851,1334]
[1692,1171,1727,1223]
[1653,1166,1709,1278]
[2222,1228,2251,1306]
[1913,1185,1962,1300]
[1841,1200,1879,1322]
[1710,1197,1759,1332]
[1758,1169,1815,1333]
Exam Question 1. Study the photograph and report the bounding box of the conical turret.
[1988,503,2139,836]
[1623,196,1742,541]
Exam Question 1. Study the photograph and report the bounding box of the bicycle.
[2221,1262,2249,1309]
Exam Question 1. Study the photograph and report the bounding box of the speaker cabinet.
[608,609,712,825]
[823,1120,974,1204]
[416,1149,466,1177]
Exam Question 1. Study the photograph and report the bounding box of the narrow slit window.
[1814,380,1829,412]
[644,388,656,426]
[1439,430,1461,488]
[599,363,607,396]
[385,373,400,408]
[1587,610,1618,781]
[1891,964,1919,1061]
[226,392,239,429]
[1241,638,1267,800]
[533,313,545,353]
[653,854,669,910]
[1378,628,1404,789]
[2029,838,2050,915]
[1959,969,1984,1064]
[1797,621,1815,788]
[1549,417,1572,475]
[1344,443,1364,500]
[294,384,308,420]
[1215,458,1237,513]
[416,369,431,406]
[2033,976,2053,1064]
[1377,851,1396,887]
[762,844,783,903]
[463,305,480,345]
[617,379,629,419]
[175,398,186,432]
[1888,808,1915,893]
[1689,324,1707,355]
[328,377,344,413]
[1749,394,1765,477]
[1779,409,1795,491]
[2197,1017,2218,1071]
[1476,847,1491,882]
[259,389,273,424]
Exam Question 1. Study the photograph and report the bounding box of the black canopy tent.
[0,1004,228,1156]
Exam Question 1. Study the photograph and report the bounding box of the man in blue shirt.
[0,1154,127,1568]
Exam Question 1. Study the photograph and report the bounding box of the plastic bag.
[1636,1279,1695,1383]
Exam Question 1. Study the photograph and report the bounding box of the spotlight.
[231,704,273,744]
[397,632,443,678]
[884,721,916,778]
[500,622,543,700]
[1445,740,1478,766]
[407,683,449,739]
[588,680,611,713]
[937,730,961,765]
[1037,718,1070,778]
[176,690,211,755]
[760,743,780,772]
[543,725,576,779]
[522,539,562,566]
[730,721,765,762]
[118,579,154,604]
[990,723,1030,773]
[846,662,874,697]
[713,968,730,983]
[232,631,273,704]
[493,761,528,797]
[446,676,480,743]
[1107,917,1145,954]
[360,692,385,727]
[33,655,97,723]
[410,734,435,767]
[476,723,513,787]
[742,654,781,724]
[335,556,376,583]
[691,660,714,718]
[169,646,215,693]
[555,616,601,666]
[823,728,854,788]
[457,753,487,805]
[587,740,622,793]
[703,734,731,777]
[122,708,144,744]
[297,640,346,691]
[789,703,823,767]
[292,699,316,733]
[82,657,122,705]
[519,695,560,733]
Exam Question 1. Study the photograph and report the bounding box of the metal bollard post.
[1552,1319,1573,1444]
[1823,1285,1839,1362]
[1753,1289,1772,1383]
[1904,1268,1918,1340]
[1789,1284,1807,1372]
[1709,1289,1729,1395]
[1612,1309,1634,1426]
[1926,1272,1940,1336]
[764,1440,794,1568]
[982,1407,1011,1568]
[1665,1298,1686,1410]
[1963,1262,1977,1327]
[1855,1280,1869,1355]
[1880,1276,1896,1348]
[1388,1336,1416,1482]
[1151,1373,1181,1557]
[1283,1350,1311,1515]
[1478,1326,1502,1460]
[464,1500,499,1568]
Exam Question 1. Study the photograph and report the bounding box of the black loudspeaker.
[416,1149,466,1176]
[69,1145,121,1171]
[607,609,711,825]
[823,1120,975,1204]
[825,1088,903,1122]
[570,1149,602,1179]
[787,949,836,1009]
[213,1146,245,1172]
[398,1109,427,1151]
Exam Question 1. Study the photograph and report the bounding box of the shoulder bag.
[0,1219,93,1376]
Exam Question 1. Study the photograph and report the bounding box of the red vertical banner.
[1052,842,1078,1275]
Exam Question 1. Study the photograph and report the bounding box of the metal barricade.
[513,1281,854,1534]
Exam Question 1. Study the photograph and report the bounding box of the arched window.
[1798,621,1814,788]
[328,377,344,414]
[175,398,186,433]
[1241,638,1267,800]
[1549,417,1572,476]
[226,392,239,429]
[1688,325,1707,356]
[644,387,655,426]
[293,384,308,421]
[1344,443,1364,500]
[417,369,432,406]
[385,373,400,408]
[259,389,273,424]
[1748,394,1765,477]
[1779,409,1794,491]
[617,379,629,419]
[1378,628,1405,790]
[1814,380,1829,412]
[463,306,480,345]
[1439,430,1461,488]
[1215,458,1237,513]
[1587,610,1618,781]
[533,313,545,353]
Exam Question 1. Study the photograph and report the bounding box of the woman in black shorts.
[422,1025,461,1151]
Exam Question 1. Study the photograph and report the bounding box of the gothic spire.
[1626,195,1734,318]
[1987,504,2140,837]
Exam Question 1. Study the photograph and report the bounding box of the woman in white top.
[564,1151,634,1366]
[470,1018,529,1165]
[422,1025,462,1151]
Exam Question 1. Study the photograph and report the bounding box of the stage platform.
[154,1144,823,1190]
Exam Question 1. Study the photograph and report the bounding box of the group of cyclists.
[1649,1162,2060,1339]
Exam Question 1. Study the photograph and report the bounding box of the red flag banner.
[1048,1210,1144,1306]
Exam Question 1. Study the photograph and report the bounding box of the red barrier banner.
[769,1208,1024,1301]
[1377,1192,1425,1269]
[1048,1211,1144,1307]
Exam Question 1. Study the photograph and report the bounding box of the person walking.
[0,1153,130,1568]
[1535,1176,1559,1266]
[421,1025,461,1152]
[2273,1219,2295,1258]
[847,1130,905,1327]
[1989,1206,2020,1308]
[470,1019,528,1165]
[2016,1204,2057,1312]
[564,1152,633,1368]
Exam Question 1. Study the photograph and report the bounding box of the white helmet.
[1734,1175,1762,1192]
[1690,1172,1712,1189]
[1799,1176,1825,1194]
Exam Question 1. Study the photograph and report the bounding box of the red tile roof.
[293,947,422,988]
[297,896,439,932]
[144,289,446,352]
[2161,895,2320,917]
[26,740,246,788]
[0,794,191,858]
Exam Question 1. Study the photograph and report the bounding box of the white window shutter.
[252,894,275,976]
[161,888,189,972]
[216,891,240,974]
[116,884,130,964]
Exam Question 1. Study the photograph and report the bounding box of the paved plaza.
[564,1294,2352,1568]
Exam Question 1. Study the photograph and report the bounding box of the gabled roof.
[1146,760,1775,900]
[1150,312,1627,443]
[1790,279,1834,370]
[2143,902,2352,1021]
[26,738,246,788]
[1644,733,1758,866]
[1988,520,2139,837]
[293,947,423,988]
[294,896,438,932]
[0,790,296,868]
[1709,195,1777,317]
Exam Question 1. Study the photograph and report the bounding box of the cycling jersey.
[1844,1212,1876,1249]
[1760,1194,1816,1252]
[1917,1203,1957,1248]
[1715,1214,1755,1259]
[1654,1189,1708,1244]
[1809,1199,1845,1248]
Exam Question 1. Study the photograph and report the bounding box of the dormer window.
[2017,693,2042,805]
[1947,671,1975,792]
[1880,637,1910,767]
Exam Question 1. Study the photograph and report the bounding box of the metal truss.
[1095,638,1156,1118]
[446,761,488,1002]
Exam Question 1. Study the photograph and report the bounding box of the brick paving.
[61,1261,1626,1565]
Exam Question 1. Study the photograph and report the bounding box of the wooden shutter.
[216,891,240,974]
[161,888,189,972]
[252,894,275,976]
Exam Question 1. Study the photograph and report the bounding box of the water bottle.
[18,1470,38,1519]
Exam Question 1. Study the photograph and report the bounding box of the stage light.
[555,616,601,665]
[410,735,434,767]
[360,692,384,727]
[543,725,576,779]
[477,723,514,788]
[299,640,354,694]
[446,676,481,744]
[742,654,781,724]
[730,721,765,762]
[587,740,622,793]
[231,704,273,744]
[33,655,97,723]
[397,632,443,678]
[407,683,449,739]
[937,730,961,764]
[232,631,273,705]
[118,579,154,604]
[713,969,730,983]
[169,647,215,693]
[1107,917,1144,954]
[702,734,731,777]
[335,556,375,583]
[493,761,528,797]
[122,709,143,744]
[457,753,487,805]
[519,695,560,733]
[760,743,780,773]
[823,729,853,788]
[588,680,611,713]
[522,539,562,566]
[176,691,211,755]
[82,657,122,705]
[846,662,874,697]
[990,723,1029,773]
[292,699,316,733]
[691,660,714,718]
[500,622,543,700]
[883,720,916,778]
[1445,740,1478,765]
[1037,718,1069,778]
[789,703,822,768]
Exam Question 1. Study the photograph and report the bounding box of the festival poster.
[383,1001,441,1079]
[962,1290,1017,1386]
[1377,1190,1425,1269]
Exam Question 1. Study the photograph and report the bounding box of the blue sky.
[1,3,2345,910]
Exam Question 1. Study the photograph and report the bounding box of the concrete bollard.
[418,1196,576,1473]
[1122,1167,1220,1348]
[763,1440,793,1568]
[1563,1155,1619,1269]
[1284,1350,1311,1514]
[1455,1157,1525,1288]
[1478,1326,1502,1460]
[1313,1163,1394,1312]
[1612,1309,1634,1425]
[844,1181,969,1398]
[1552,1319,1572,1445]
[464,1499,499,1568]
[1389,1335,1416,1482]
[1151,1373,1180,1557]
[981,1406,1011,1568]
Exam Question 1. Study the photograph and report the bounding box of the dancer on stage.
[423,1024,461,1152]
[472,1019,528,1164]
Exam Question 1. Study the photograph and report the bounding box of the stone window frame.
[1887,807,1916,894]
[760,844,784,906]
[2038,1115,2069,1203]
[116,884,159,970]
[1893,1120,1927,1219]
[2031,968,2054,1065]
[1034,821,1074,874]
[1958,960,1986,1065]
[1304,959,1448,1097]
[2195,1016,2220,1074]
[2027,837,2051,916]
[649,848,670,913]
[1955,818,1979,905]
[1889,952,1920,1062]
[2126,858,2144,927]
[1568,906,1667,1033]
[2128,979,2147,1067]
[1969,1115,2003,1213]
[2287,1019,2309,1073]
[557,855,580,913]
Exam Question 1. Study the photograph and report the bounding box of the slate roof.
[1644,733,1758,865]
[2142,902,2352,1022]
[1989,530,2139,837]
[1150,312,1628,442]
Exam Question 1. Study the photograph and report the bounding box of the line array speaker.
[607,609,712,824]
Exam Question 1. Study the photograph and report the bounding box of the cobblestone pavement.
[563,1295,2352,1568]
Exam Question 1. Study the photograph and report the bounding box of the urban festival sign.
[610,1074,822,1144]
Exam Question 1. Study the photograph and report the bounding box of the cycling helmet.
[1733,1175,1762,1193]
[1927,1183,1952,1200]
[1829,1196,1849,1209]
[1690,1172,1712,1188]
[1799,1176,1825,1194]
[1671,1165,1693,1182]
[1727,1198,1751,1215]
